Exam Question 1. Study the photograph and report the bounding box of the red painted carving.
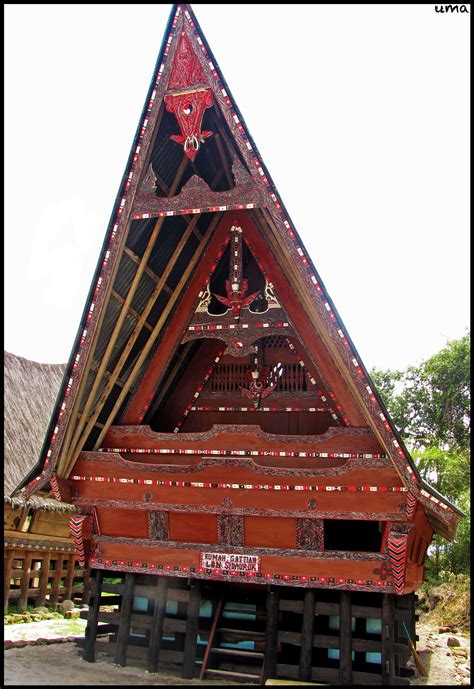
[132,159,266,218]
[215,280,259,321]
[164,28,214,160]
[168,32,207,90]
[239,367,278,408]
[213,225,260,321]
[164,89,214,161]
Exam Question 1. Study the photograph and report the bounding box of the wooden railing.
[4,545,89,612]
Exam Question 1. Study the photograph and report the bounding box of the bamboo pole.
[66,209,202,466]
[91,220,217,449]
[64,214,218,469]
[63,154,190,462]
[57,105,166,471]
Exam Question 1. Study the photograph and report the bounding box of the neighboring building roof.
[4,351,72,511]
[17,4,463,539]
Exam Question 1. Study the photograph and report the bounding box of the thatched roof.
[4,351,72,511]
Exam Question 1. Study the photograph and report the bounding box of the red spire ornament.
[213,226,259,321]
[239,367,278,409]
[165,31,213,161]
[239,346,282,409]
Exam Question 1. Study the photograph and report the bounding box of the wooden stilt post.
[299,589,315,681]
[338,591,353,685]
[114,572,136,666]
[382,593,395,685]
[182,580,202,679]
[147,575,168,673]
[264,585,279,682]
[65,554,76,600]
[83,569,104,662]
[31,558,41,589]
[37,552,51,607]
[50,554,64,606]
[18,552,33,612]
[4,550,14,613]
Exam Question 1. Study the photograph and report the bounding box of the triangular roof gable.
[20,4,462,539]
[125,219,358,432]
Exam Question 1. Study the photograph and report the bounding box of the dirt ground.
[409,621,470,686]
[3,616,470,686]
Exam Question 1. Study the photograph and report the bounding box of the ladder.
[199,596,266,683]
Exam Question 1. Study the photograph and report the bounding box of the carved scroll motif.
[296,518,324,550]
[131,159,266,218]
[217,514,244,546]
[148,511,169,541]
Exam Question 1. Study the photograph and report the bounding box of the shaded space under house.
[14,4,464,684]
[4,352,89,611]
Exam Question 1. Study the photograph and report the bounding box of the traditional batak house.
[17,4,463,684]
[4,352,88,611]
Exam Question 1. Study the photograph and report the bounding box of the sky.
[4,4,470,372]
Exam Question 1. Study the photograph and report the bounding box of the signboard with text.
[200,551,261,574]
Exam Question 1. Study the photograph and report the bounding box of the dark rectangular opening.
[323,519,383,552]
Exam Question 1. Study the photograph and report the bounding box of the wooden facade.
[4,502,89,612]
[4,352,88,611]
[16,3,462,683]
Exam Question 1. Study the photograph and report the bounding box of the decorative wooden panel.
[148,511,169,541]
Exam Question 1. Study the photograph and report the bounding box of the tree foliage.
[370,333,470,578]
[371,334,470,453]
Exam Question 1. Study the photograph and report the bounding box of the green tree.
[370,333,470,578]
[371,334,470,453]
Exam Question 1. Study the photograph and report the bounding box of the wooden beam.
[63,154,190,466]
[49,554,64,606]
[381,594,395,685]
[299,589,315,681]
[114,572,136,666]
[213,132,234,188]
[212,102,241,165]
[199,597,224,680]
[182,580,201,679]
[16,506,31,532]
[145,340,195,420]
[123,248,173,297]
[83,569,104,662]
[264,586,279,682]
[111,289,154,332]
[66,213,202,465]
[65,554,76,600]
[245,209,367,427]
[4,550,15,612]
[89,218,218,452]
[66,216,165,456]
[147,575,168,673]
[56,220,133,476]
[56,104,167,475]
[338,591,353,685]
[121,212,228,423]
[18,552,33,612]
[36,552,51,607]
